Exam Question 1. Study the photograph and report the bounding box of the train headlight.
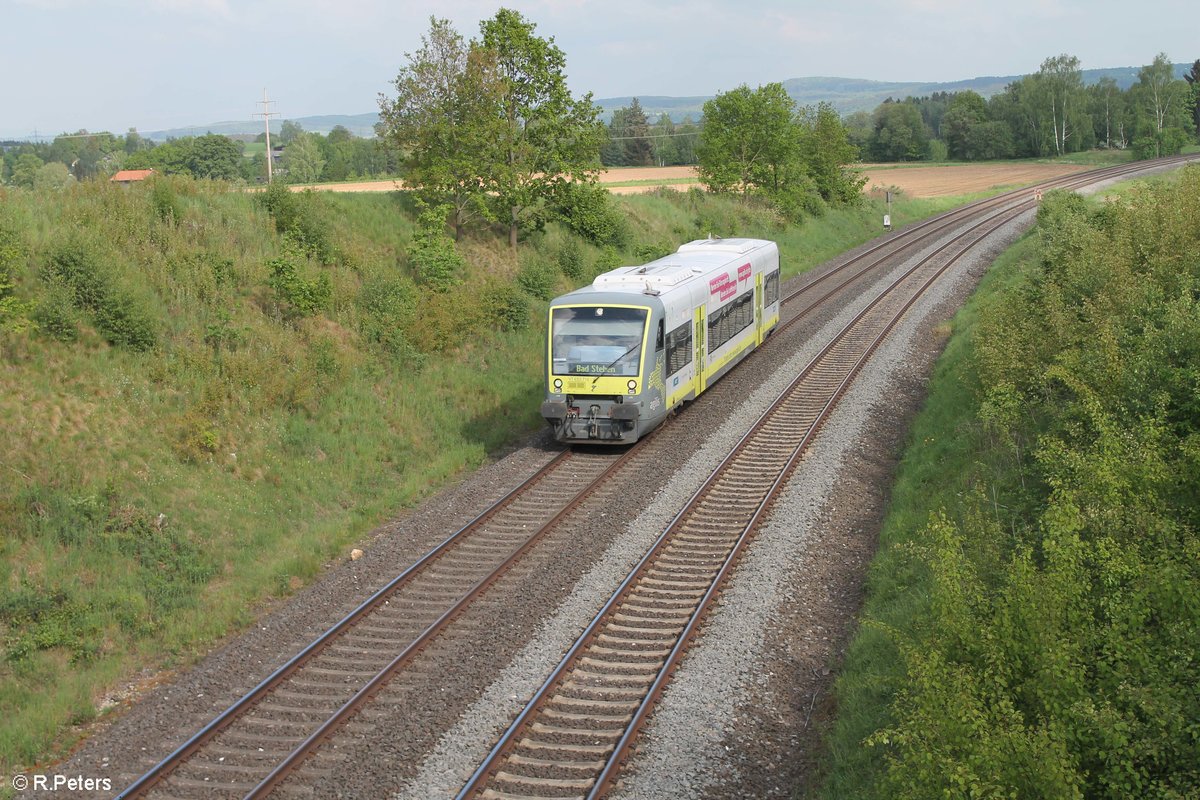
[627,379,637,393]
[553,379,563,391]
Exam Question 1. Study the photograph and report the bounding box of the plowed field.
[288,162,1092,199]
[600,163,1091,197]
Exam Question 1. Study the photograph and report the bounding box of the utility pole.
[255,89,279,184]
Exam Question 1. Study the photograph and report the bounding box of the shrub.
[407,202,464,291]
[554,182,631,248]
[516,256,559,301]
[149,177,183,224]
[357,274,421,362]
[32,284,79,342]
[94,291,158,351]
[483,280,530,331]
[557,237,585,281]
[258,182,336,264]
[45,237,111,311]
[267,246,331,319]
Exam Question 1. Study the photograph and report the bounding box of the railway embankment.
[822,169,1200,798]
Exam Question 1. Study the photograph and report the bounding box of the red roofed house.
[110,169,155,185]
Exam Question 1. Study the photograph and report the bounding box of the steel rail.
[116,447,607,798]
[455,178,1079,799]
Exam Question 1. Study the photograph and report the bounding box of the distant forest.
[3,52,1199,189]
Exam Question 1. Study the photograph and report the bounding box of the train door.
[694,305,706,394]
[755,273,764,345]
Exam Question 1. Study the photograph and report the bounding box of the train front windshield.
[551,306,647,377]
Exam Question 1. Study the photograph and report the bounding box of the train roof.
[585,238,775,295]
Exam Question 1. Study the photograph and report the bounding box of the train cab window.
[665,321,692,375]
[764,270,780,306]
[550,306,649,377]
[656,320,664,351]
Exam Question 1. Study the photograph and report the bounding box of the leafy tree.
[1089,78,1129,149]
[1132,53,1192,157]
[1185,59,1200,135]
[124,128,147,155]
[278,120,304,145]
[965,121,1015,160]
[941,91,987,159]
[378,16,506,239]
[33,162,75,191]
[282,132,326,184]
[869,100,929,161]
[797,102,864,203]
[1037,54,1085,155]
[652,114,678,166]
[188,133,243,180]
[843,110,873,154]
[673,115,700,165]
[698,83,801,199]
[11,153,43,187]
[479,7,605,248]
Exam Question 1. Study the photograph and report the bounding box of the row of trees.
[852,54,1200,162]
[1,124,401,188]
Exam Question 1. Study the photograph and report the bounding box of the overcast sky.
[3,0,1197,138]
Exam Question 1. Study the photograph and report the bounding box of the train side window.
[707,289,755,353]
[665,321,692,375]
[764,270,780,306]
[656,320,664,351]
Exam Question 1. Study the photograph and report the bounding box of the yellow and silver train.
[540,237,781,444]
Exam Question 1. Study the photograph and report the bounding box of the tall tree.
[378,17,505,238]
[479,8,605,248]
[698,83,801,199]
[1088,78,1128,150]
[941,91,987,159]
[869,100,929,161]
[797,102,864,203]
[188,133,243,180]
[1182,59,1200,135]
[622,98,653,167]
[1133,53,1192,157]
[1038,54,1085,156]
[282,132,326,184]
[652,114,678,166]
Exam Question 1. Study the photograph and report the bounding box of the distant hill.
[135,64,1190,141]
[144,112,380,142]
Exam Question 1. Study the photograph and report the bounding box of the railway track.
[455,156,1198,799]
[114,156,1195,800]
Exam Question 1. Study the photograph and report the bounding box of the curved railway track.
[458,213,1007,800]
[456,156,1198,799]
[114,156,1195,800]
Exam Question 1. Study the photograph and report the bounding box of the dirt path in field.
[294,163,1092,199]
